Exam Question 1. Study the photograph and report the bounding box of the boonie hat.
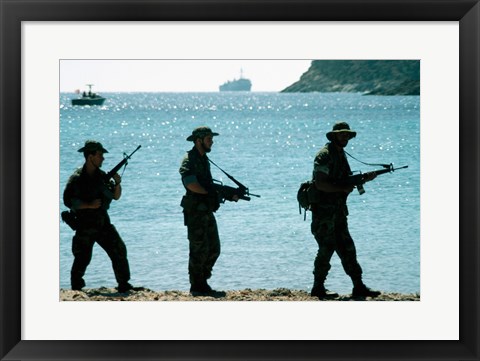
[77,140,109,153]
[186,126,219,141]
[326,122,357,141]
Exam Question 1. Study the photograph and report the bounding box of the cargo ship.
[219,70,252,92]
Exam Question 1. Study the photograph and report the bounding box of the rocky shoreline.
[60,287,420,301]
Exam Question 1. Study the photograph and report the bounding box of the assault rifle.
[208,158,260,202]
[212,179,260,202]
[105,145,142,181]
[337,163,408,195]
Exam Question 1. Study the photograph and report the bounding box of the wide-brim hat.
[326,122,357,141]
[186,126,219,141]
[77,140,109,153]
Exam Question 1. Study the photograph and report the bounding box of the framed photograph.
[1,0,478,360]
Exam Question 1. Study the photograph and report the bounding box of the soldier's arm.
[180,153,209,195]
[112,173,122,200]
[313,153,353,193]
[183,175,209,195]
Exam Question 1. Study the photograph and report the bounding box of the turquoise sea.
[59,92,420,295]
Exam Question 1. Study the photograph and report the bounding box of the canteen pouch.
[297,181,313,220]
[297,181,324,220]
[61,210,78,231]
[297,181,313,210]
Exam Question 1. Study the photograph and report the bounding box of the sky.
[59,60,312,93]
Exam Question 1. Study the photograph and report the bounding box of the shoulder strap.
[344,150,391,169]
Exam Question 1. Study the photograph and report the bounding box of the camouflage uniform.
[310,142,363,288]
[63,148,131,291]
[179,145,221,288]
[309,122,380,298]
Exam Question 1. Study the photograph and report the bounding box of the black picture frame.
[1,0,478,360]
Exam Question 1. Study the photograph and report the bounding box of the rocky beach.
[60,287,420,302]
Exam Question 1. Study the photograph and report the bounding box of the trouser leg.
[70,231,95,289]
[187,212,220,285]
[96,224,131,285]
[311,215,336,286]
[203,214,220,280]
[334,216,363,285]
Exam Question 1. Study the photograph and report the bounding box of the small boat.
[219,69,252,92]
[71,84,106,106]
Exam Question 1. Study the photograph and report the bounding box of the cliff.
[281,60,420,95]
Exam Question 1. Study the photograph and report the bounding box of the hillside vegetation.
[281,60,420,95]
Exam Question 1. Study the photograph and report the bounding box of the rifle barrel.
[127,145,142,158]
[373,165,408,176]
[106,145,141,179]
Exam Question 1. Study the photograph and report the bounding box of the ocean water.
[59,92,420,295]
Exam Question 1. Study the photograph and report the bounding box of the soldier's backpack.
[297,180,313,220]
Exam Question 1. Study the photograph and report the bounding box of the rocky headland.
[60,287,419,301]
[281,60,420,95]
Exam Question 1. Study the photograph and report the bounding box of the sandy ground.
[60,287,420,301]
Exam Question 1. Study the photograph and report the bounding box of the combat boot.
[71,278,85,291]
[352,284,381,298]
[117,282,134,293]
[311,285,338,299]
[190,280,213,296]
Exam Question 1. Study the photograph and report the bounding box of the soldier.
[179,126,237,296]
[63,140,134,293]
[309,122,381,299]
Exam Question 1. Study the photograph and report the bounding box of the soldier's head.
[326,122,356,148]
[187,126,219,154]
[78,140,108,167]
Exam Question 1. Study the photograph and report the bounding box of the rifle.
[208,159,260,202]
[211,179,260,202]
[337,163,408,195]
[105,145,142,181]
